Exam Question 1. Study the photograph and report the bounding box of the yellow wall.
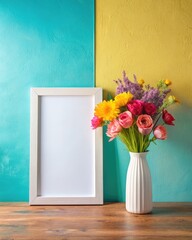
[96,0,192,202]
[96,0,192,105]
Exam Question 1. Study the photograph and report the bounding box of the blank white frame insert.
[30,88,103,205]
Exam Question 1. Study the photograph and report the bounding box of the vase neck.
[129,152,148,156]
[129,152,148,159]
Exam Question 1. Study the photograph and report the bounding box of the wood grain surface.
[0,202,192,239]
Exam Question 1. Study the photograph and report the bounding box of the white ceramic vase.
[126,152,152,214]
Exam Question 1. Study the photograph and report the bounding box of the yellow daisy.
[94,100,120,121]
[114,92,133,108]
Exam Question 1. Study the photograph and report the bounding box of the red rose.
[162,110,175,126]
[144,102,157,116]
[127,100,144,115]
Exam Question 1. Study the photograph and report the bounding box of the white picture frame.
[30,88,103,205]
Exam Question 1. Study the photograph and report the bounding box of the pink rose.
[144,102,157,116]
[154,125,167,140]
[127,100,144,115]
[136,114,153,135]
[91,116,103,129]
[162,110,175,126]
[106,119,122,141]
[118,111,133,128]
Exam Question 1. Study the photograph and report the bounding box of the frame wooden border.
[30,88,103,205]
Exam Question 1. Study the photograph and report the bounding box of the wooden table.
[0,203,192,239]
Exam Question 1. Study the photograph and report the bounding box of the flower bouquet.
[91,71,178,153]
[91,71,178,213]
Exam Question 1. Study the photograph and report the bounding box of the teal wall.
[0,0,94,201]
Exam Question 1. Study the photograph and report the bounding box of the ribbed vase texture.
[126,152,152,214]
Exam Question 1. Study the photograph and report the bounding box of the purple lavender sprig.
[141,86,171,109]
[114,71,171,110]
[114,71,144,99]
[141,88,162,108]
